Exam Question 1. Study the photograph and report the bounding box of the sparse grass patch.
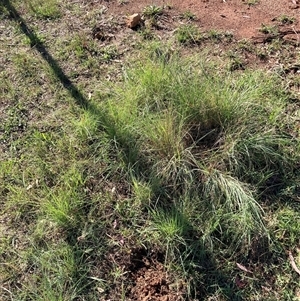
[259,23,278,35]
[206,29,233,42]
[99,45,119,62]
[243,0,259,6]
[17,243,87,300]
[0,4,10,19]
[139,27,155,40]
[27,0,61,19]
[150,206,190,250]
[228,51,245,70]
[179,10,197,21]
[272,206,300,248]
[276,14,296,25]
[175,24,202,45]
[237,39,255,53]
[12,51,41,78]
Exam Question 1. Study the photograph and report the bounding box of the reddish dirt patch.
[171,0,300,39]
[127,249,183,301]
[129,261,182,301]
[97,247,184,300]
[105,0,300,40]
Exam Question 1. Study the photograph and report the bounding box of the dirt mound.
[127,249,183,301]
[98,247,185,300]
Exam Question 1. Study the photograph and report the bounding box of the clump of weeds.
[176,24,203,45]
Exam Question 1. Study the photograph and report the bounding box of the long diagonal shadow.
[3,0,143,168]
[3,0,92,111]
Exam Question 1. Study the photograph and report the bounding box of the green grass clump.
[27,0,61,19]
[273,206,300,247]
[277,14,296,25]
[176,24,203,45]
[259,23,278,35]
[180,10,197,21]
[142,4,163,18]
[99,54,297,257]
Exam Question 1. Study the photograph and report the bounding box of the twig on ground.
[288,250,300,276]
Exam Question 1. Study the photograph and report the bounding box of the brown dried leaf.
[236,262,252,274]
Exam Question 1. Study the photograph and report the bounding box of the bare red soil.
[107,0,300,41]
[170,0,300,39]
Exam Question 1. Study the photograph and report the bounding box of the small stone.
[127,13,142,29]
